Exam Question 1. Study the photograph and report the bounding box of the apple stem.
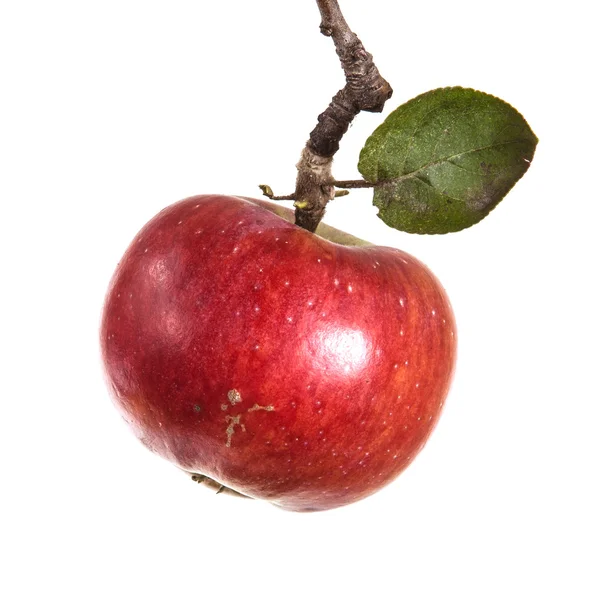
[292,0,393,233]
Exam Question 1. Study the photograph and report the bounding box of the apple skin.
[101,195,456,511]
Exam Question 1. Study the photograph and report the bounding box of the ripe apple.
[101,195,456,511]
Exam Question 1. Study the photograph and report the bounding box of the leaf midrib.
[377,138,528,188]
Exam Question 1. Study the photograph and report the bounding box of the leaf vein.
[385,139,527,186]
[412,176,463,204]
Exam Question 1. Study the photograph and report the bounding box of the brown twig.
[258,185,295,201]
[293,0,393,232]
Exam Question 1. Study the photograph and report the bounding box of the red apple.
[101,195,456,511]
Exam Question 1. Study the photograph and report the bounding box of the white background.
[1,1,596,598]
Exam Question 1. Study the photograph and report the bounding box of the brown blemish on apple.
[248,403,275,412]
[225,415,246,448]
[227,389,242,405]
[223,396,276,446]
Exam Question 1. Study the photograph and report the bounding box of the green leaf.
[358,87,538,234]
